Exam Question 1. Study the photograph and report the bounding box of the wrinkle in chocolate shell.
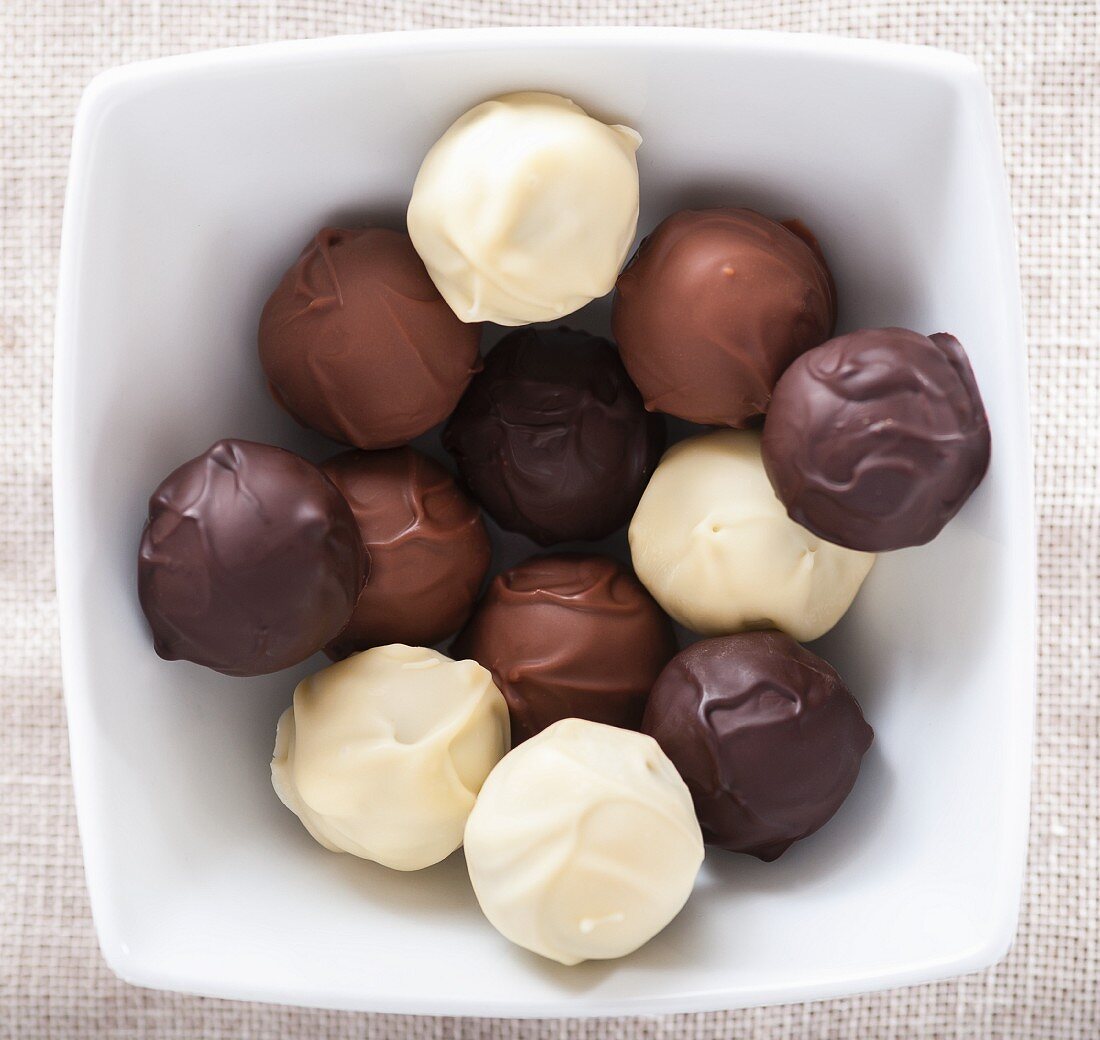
[443,326,665,546]
[259,227,482,450]
[137,439,366,677]
[322,446,491,656]
[643,630,873,860]
[761,327,991,551]
[453,554,677,744]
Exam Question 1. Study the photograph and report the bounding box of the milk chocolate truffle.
[272,645,509,870]
[322,447,491,657]
[452,554,677,744]
[643,631,874,860]
[612,208,836,427]
[464,718,704,965]
[443,327,664,546]
[137,439,365,677]
[629,430,874,642]
[762,327,992,551]
[407,93,641,326]
[258,227,481,449]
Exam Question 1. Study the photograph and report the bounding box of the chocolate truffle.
[629,430,874,643]
[464,719,703,965]
[321,447,491,657]
[272,644,509,870]
[137,439,365,677]
[443,327,665,546]
[452,554,677,744]
[407,92,641,326]
[258,227,481,450]
[612,208,836,427]
[762,327,992,551]
[643,631,874,860]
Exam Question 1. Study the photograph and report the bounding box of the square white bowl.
[54,28,1033,1017]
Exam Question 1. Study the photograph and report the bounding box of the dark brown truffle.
[612,208,836,427]
[322,446,492,657]
[642,631,873,861]
[258,227,481,450]
[137,439,366,677]
[761,327,991,551]
[443,326,665,546]
[452,554,677,745]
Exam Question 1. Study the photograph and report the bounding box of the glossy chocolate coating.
[137,440,366,676]
[322,447,492,657]
[259,227,481,450]
[612,208,836,427]
[443,326,665,546]
[643,631,873,860]
[762,328,991,551]
[452,554,678,744]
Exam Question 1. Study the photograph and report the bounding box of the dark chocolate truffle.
[452,554,677,744]
[137,439,366,677]
[258,227,481,450]
[612,208,836,427]
[443,326,665,546]
[643,631,873,860]
[761,327,991,551]
[322,446,492,657]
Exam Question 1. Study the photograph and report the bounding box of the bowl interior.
[55,31,1031,1016]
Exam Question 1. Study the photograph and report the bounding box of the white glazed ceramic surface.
[54,28,1033,1017]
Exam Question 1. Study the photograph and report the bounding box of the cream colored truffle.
[271,644,509,871]
[629,430,875,642]
[406,92,641,326]
[463,718,704,966]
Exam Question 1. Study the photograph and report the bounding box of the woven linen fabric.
[1,2,1096,1037]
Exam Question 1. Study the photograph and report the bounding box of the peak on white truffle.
[271,644,509,871]
[629,430,875,642]
[407,92,641,326]
[463,718,704,966]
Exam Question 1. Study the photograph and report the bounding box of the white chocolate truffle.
[406,92,641,326]
[629,430,875,642]
[271,644,509,871]
[464,718,703,966]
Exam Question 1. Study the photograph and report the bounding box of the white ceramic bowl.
[54,28,1033,1017]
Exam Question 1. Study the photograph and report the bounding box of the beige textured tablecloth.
[2,2,1096,1037]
